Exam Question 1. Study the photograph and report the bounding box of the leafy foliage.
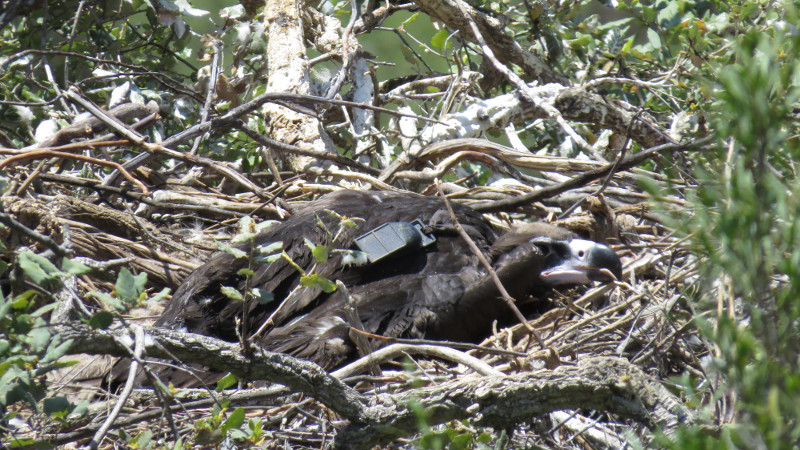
[0,268,78,424]
[656,4,800,447]
[192,400,246,446]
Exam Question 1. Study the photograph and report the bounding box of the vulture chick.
[121,190,621,387]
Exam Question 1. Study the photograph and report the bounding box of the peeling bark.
[263,0,335,171]
[413,0,566,84]
[56,323,693,449]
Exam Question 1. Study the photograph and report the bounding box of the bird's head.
[532,236,622,286]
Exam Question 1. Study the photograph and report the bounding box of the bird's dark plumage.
[122,190,621,387]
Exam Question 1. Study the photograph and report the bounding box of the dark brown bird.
[120,190,621,387]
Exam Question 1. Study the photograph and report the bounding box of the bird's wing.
[157,190,496,346]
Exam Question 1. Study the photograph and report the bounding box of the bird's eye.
[578,250,585,258]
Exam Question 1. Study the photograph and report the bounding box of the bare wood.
[0,149,149,194]
[262,0,333,171]
[88,325,145,448]
[53,322,694,449]
[412,0,565,84]
[337,280,381,376]
[472,136,713,212]
[348,327,527,357]
[332,343,503,378]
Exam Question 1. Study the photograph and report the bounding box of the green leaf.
[257,253,283,263]
[248,417,263,435]
[305,238,329,264]
[220,286,243,301]
[88,311,114,329]
[567,34,593,48]
[252,289,274,305]
[41,338,73,364]
[299,274,337,293]
[115,268,147,303]
[0,296,12,317]
[621,36,635,54]
[419,430,450,448]
[237,216,255,235]
[34,359,78,377]
[257,241,283,254]
[90,291,125,311]
[449,432,473,449]
[43,396,72,416]
[339,217,362,228]
[6,436,35,447]
[237,268,255,277]
[431,28,450,51]
[740,1,758,17]
[254,220,278,233]
[401,45,417,65]
[11,314,32,334]
[28,325,50,352]
[61,257,90,275]
[231,232,257,243]
[313,245,329,264]
[18,252,60,285]
[401,12,419,26]
[641,4,656,23]
[222,407,246,432]
[11,296,28,310]
[656,0,680,27]
[150,287,171,303]
[596,16,633,31]
[216,372,238,391]
[647,28,661,49]
[134,430,154,447]
[30,302,57,317]
[217,242,247,259]
[71,400,89,418]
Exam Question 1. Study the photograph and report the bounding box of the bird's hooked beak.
[533,237,622,286]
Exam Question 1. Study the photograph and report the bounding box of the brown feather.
[109,190,617,388]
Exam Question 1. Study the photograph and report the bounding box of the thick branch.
[412,84,671,153]
[55,323,692,448]
[30,101,159,149]
[53,324,369,423]
[413,0,565,84]
[337,356,693,449]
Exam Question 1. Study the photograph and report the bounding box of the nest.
[0,139,708,449]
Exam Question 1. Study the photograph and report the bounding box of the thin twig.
[103,92,446,186]
[338,280,381,376]
[472,136,713,212]
[190,39,221,155]
[0,211,70,257]
[332,343,504,378]
[348,327,526,357]
[0,149,149,194]
[453,0,601,159]
[558,109,645,219]
[325,0,357,98]
[88,325,145,449]
[434,180,548,350]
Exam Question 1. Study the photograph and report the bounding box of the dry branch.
[54,323,693,449]
[413,0,565,84]
[472,136,712,212]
